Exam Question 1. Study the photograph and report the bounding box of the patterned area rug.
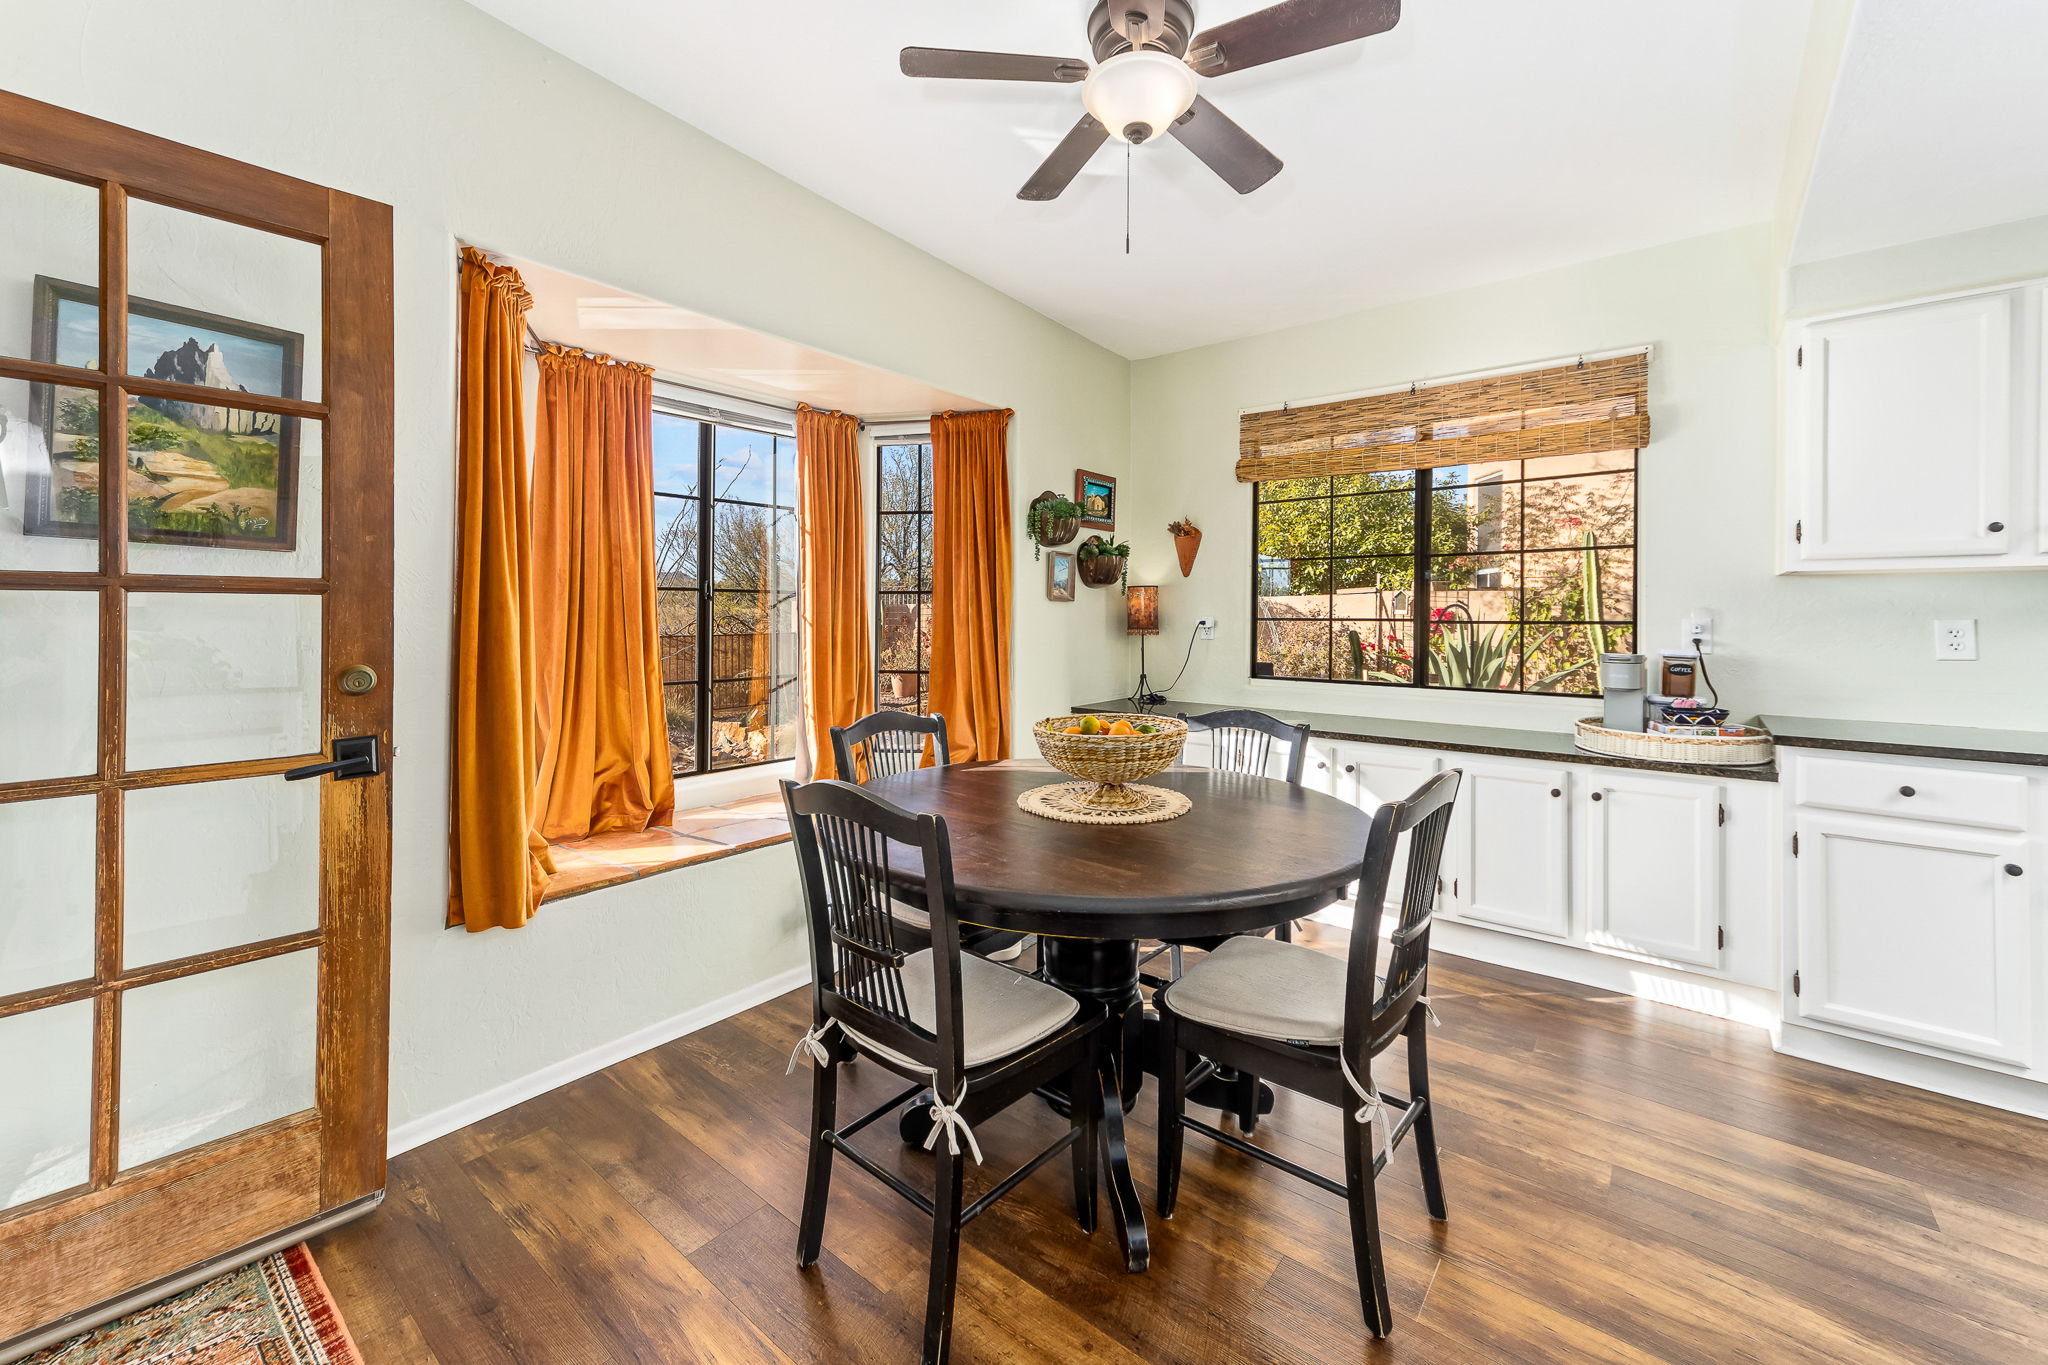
[23,1245,360,1365]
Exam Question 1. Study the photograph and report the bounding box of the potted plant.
[1076,534,1130,589]
[1026,491,1083,559]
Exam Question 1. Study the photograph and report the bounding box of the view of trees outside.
[652,412,799,774]
[1254,450,1635,693]
[875,441,933,714]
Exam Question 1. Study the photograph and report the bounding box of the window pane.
[652,414,700,496]
[878,592,927,671]
[1429,555,1516,619]
[1256,496,1328,560]
[774,435,797,508]
[1522,471,1634,549]
[1257,559,1332,609]
[1333,470,1414,495]
[1331,557,1414,616]
[713,425,775,504]
[1525,625,1622,696]
[126,404,323,580]
[714,501,771,587]
[1433,477,1519,555]
[0,378,101,572]
[1255,476,1328,502]
[654,494,699,589]
[1425,618,1522,692]
[877,444,921,513]
[878,672,923,712]
[1330,493,1417,558]
[664,684,696,775]
[877,513,921,591]
[0,589,99,783]
[1335,620,1413,683]
[1255,617,1331,679]
[0,794,97,998]
[1523,449,1633,479]
[0,1000,93,1211]
[1,163,100,370]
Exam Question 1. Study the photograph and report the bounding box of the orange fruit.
[1063,725,1082,735]
[1108,719,1136,735]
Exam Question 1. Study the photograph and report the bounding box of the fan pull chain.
[1125,140,1132,256]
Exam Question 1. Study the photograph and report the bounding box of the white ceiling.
[1792,0,2048,265]
[469,0,1816,359]
[503,253,982,417]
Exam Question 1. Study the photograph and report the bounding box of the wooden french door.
[0,91,393,1350]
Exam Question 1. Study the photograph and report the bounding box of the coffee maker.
[1599,653,1649,732]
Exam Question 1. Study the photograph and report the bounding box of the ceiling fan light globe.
[1082,50,1196,145]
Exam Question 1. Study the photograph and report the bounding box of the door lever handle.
[284,735,382,782]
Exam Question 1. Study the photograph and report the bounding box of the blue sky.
[57,297,290,397]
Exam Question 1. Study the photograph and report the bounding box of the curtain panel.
[795,403,873,779]
[928,408,1015,764]
[448,248,553,932]
[1235,351,1650,483]
[531,343,677,840]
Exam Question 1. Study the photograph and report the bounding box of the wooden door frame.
[0,90,393,1352]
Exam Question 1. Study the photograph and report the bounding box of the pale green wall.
[1127,224,2048,731]
[1789,213,2048,317]
[0,0,1134,1134]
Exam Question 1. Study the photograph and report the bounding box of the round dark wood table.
[863,761,1373,1272]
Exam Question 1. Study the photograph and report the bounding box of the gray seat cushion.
[1162,934,1352,1046]
[890,900,931,930]
[847,949,1080,1070]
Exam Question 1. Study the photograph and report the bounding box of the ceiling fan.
[900,0,1401,201]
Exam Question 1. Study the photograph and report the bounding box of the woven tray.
[1017,781,1192,826]
[1573,717,1775,767]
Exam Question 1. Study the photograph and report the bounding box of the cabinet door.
[1585,775,1723,967]
[1448,761,1571,937]
[1794,814,2033,1066]
[1794,292,2013,561]
[1333,744,1440,908]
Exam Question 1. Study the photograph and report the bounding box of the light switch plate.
[1934,619,1978,661]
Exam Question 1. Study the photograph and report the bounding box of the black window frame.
[1249,451,1639,697]
[873,437,933,715]
[652,402,799,777]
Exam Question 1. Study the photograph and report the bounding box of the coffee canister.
[1660,652,1698,699]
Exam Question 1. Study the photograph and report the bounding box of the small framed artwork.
[26,275,304,551]
[1045,550,1076,602]
[1075,468,1116,530]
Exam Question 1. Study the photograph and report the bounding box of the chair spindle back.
[1346,768,1462,1056]
[1178,708,1311,787]
[831,710,950,784]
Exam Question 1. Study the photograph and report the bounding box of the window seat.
[541,793,791,902]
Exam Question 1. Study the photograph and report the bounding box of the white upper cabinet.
[1584,774,1724,968]
[1789,289,2018,568]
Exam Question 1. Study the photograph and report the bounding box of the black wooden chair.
[830,710,1029,962]
[781,778,1110,1365]
[1155,768,1462,1337]
[831,708,950,784]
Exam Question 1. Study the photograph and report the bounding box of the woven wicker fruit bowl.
[1032,714,1188,812]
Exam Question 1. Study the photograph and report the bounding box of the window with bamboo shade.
[1244,353,1645,696]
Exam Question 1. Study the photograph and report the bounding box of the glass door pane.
[119,948,318,1170]
[0,589,99,783]
[0,1001,94,1211]
[0,161,100,370]
[0,794,97,997]
[0,377,103,573]
[126,406,323,578]
[126,592,321,771]
[124,776,319,969]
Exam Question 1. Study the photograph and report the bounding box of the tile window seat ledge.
[541,792,791,903]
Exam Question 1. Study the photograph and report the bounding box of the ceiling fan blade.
[1018,115,1111,201]
[1169,97,1283,194]
[1186,0,1400,77]
[900,47,1089,83]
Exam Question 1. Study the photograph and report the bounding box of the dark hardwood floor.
[313,928,2048,1363]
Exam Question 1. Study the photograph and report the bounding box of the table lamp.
[1126,585,1166,708]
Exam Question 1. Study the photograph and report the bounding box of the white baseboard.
[387,963,812,1156]
[1775,1022,2048,1119]
[1431,921,1782,1029]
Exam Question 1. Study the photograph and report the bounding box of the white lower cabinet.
[1446,760,1572,938]
[1791,811,2034,1067]
[1584,774,1725,968]
[1309,741,1438,907]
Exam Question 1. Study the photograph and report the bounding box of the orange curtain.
[928,408,1014,764]
[531,344,676,840]
[449,248,553,932]
[796,403,873,779]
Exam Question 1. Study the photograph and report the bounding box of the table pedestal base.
[1038,937,1149,1272]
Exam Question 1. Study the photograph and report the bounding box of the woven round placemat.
[1016,781,1192,825]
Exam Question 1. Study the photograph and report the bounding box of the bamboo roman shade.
[1235,351,1649,483]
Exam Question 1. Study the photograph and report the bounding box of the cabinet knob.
[1989,521,2006,533]
[1899,785,1916,797]
[1315,761,1327,770]
[1550,788,1562,798]
[1344,764,1356,774]
[1591,791,1604,802]
[2007,864,2025,877]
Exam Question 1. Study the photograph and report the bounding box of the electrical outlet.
[1681,611,1713,654]
[1934,619,1978,661]
[1195,617,1217,641]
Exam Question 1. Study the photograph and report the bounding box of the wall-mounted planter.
[1077,534,1128,588]
[1026,490,1082,560]
[1169,519,1201,577]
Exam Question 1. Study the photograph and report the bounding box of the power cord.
[1129,625,1201,714]
[1690,634,1719,709]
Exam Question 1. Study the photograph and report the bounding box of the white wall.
[1126,224,2048,731]
[0,0,1133,1133]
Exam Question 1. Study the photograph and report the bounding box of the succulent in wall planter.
[1026,491,1082,560]
[1076,534,1130,589]
[1168,518,1201,577]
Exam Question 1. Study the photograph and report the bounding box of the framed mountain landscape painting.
[26,276,303,550]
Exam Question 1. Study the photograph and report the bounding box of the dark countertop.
[1760,715,2048,768]
[1070,697,1781,783]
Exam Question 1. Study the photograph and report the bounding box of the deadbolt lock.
[337,664,379,696]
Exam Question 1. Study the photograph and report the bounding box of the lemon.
[1079,715,1103,735]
